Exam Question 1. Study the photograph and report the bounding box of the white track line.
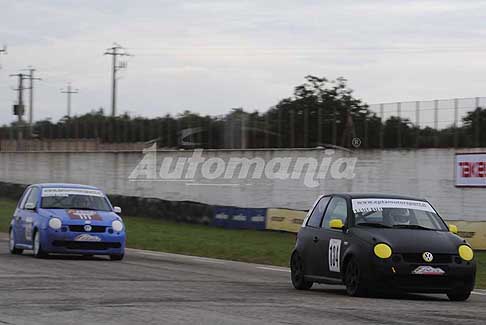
[472,291,486,296]
[188,257,226,264]
[257,266,290,273]
[127,248,226,264]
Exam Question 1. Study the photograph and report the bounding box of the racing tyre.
[9,228,23,255]
[344,257,367,297]
[32,230,47,258]
[290,252,313,290]
[110,254,124,261]
[447,291,471,301]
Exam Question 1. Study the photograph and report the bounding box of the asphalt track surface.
[1,236,486,325]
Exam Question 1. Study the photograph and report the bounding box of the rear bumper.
[367,257,476,293]
[40,227,125,255]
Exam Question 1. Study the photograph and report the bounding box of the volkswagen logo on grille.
[422,252,434,262]
[84,224,92,232]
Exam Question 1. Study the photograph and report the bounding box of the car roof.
[327,192,427,201]
[32,183,101,190]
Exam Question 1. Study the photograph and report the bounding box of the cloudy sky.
[1,0,486,125]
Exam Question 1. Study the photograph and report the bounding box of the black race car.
[290,193,476,301]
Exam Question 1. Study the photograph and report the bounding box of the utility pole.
[9,73,28,140]
[0,45,7,69]
[60,83,79,117]
[23,67,42,125]
[104,43,131,117]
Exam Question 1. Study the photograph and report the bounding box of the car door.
[18,186,40,245]
[300,196,331,277]
[318,196,350,278]
[13,187,32,245]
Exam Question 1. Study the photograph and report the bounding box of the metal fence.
[368,97,486,148]
[1,97,485,150]
[369,97,486,129]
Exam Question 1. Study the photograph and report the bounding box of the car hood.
[352,228,466,254]
[39,208,120,225]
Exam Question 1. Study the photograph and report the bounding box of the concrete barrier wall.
[1,180,485,249]
[0,148,484,221]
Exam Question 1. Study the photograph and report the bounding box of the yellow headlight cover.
[458,245,474,261]
[374,243,392,259]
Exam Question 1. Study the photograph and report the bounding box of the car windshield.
[40,188,112,211]
[352,198,448,231]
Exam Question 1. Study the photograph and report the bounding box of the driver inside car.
[383,208,414,226]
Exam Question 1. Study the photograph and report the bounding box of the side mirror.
[24,202,36,210]
[448,224,458,234]
[113,206,122,214]
[329,219,344,230]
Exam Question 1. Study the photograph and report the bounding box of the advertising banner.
[212,207,266,230]
[448,220,486,250]
[266,208,307,233]
[455,153,486,187]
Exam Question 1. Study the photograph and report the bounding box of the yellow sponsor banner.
[266,208,307,233]
[447,220,486,250]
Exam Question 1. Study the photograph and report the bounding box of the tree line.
[1,75,485,149]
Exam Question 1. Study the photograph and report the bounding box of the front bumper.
[367,254,476,294]
[40,226,126,255]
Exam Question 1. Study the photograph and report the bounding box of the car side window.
[24,187,40,208]
[306,196,331,228]
[322,197,348,230]
[18,188,32,209]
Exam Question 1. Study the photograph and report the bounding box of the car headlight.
[48,217,62,230]
[374,243,392,259]
[112,220,124,232]
[458,245,474,261]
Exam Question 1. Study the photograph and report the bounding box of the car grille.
[393,275,456,290]
[400,253,452,264]
[68,225,107,233]
[52,240,121,250]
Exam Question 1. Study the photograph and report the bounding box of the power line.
[23,67,42,125]
[60,83,79,117]
[104,43,132,117]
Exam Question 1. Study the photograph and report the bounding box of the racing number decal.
[328,239,341,272]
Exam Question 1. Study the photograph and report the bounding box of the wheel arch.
[290,248,300,265]
[32,225,40,239]
[342,252,354,276]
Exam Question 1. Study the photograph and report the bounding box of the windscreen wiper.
[356,222,392,228]
[392,224,433,230]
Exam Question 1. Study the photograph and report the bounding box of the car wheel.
[447,291,471,301]
[32,230,47,258]
[290,252,313,290]
[110,254,124,261]
[9,228,23,255]
[344,257,367,297]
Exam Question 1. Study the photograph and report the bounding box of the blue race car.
[8,183,126,260]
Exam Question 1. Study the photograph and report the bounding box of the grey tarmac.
[0,237,485,325]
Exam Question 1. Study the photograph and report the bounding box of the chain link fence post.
[397,102,401,148]
[379,103,384,148]
[454,98,459,148]
[475,97,480,147]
